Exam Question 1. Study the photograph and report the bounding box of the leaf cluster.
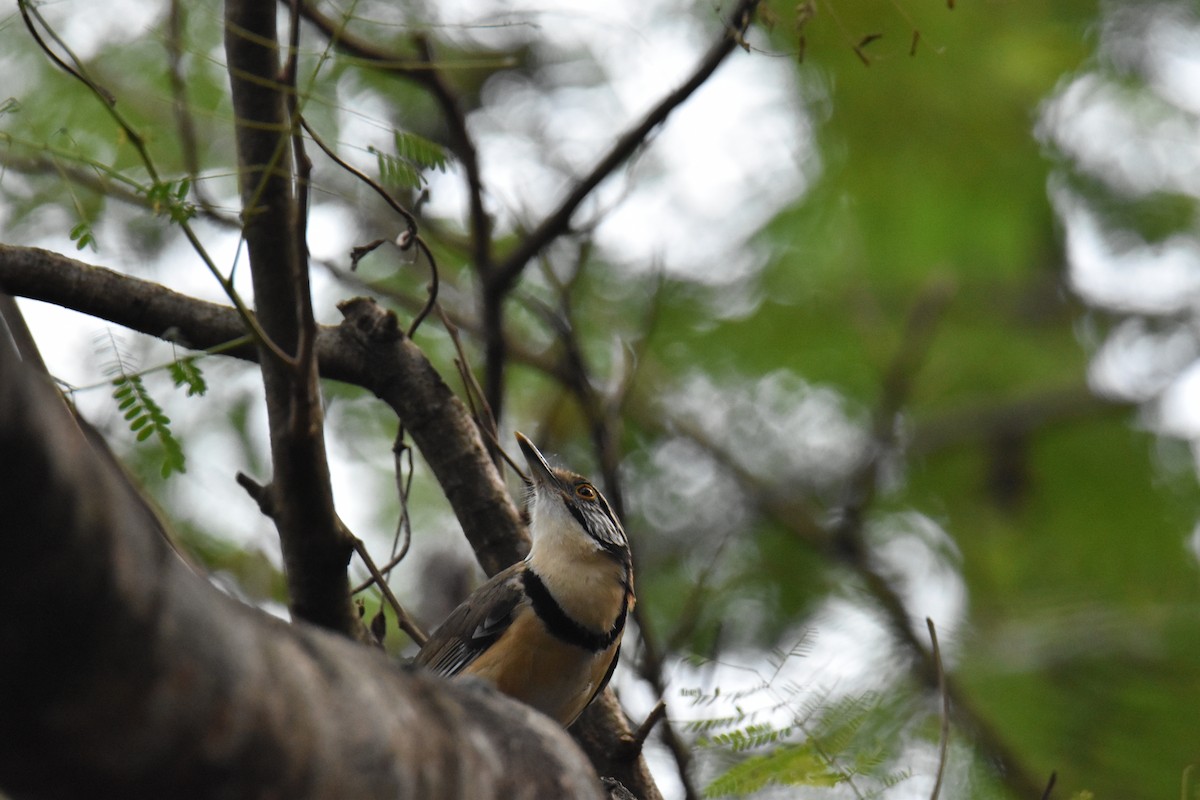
[371,130,451,190]
[112,373,186,478]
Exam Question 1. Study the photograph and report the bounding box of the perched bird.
[414,432,635,727]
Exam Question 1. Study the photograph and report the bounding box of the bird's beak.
[515,431,556,488]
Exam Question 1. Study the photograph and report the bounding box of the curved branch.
[0,245,528,577]
[334,297,530,575]
[0,319,604,800]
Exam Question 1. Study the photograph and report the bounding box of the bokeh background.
[3,0,1200,797]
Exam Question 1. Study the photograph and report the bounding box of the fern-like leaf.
[168,356,207,397]
[394,130,449,173]
[705,743,843,797]
[111,374,186,477]
[372,146,424,190]
[371,130,452,190]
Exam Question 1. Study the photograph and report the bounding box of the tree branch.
[489,0,761,293]
[226,0,361,637]
[334,297,530,575]
[0,245,529,577]
[478,0,759,423]
[0,312,605,800]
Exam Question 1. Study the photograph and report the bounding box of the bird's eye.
[575,483,597,501]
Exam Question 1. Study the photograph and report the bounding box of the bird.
[414,432,635,727]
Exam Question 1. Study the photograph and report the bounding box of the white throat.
[526,493,627,633]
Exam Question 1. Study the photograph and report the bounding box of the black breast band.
[523,570,628,652]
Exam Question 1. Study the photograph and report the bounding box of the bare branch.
[293,2,492,275]
[0,246,528,574]
[625,700,667,757]
[489,0,762,293]
[348,534,428,646]
[1040,771,1058,800]
[335,297,529,575]
[226,0,363,638]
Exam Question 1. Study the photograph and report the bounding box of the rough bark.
[0,312,604,800]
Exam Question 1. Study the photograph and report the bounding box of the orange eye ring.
[575,483,597,500]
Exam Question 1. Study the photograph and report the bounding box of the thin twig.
[293,2,491,275]
[412,33,492,276]
[1040,771,1057,800]
[18,2,115,105]
[623,700,667,757]
[388,432,415,571]
[348,532,428,646]
[405,235,440,338]
[437,306,501,461]
[299,115,439,337]
[489,0,762,293]
[927,617,950,800]
[348,434,416,595]
[300,117,418,235]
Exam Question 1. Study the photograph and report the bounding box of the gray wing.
[414,562,527,678]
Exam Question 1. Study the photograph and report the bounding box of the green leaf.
[393,130,449,173]
[69,220,96,251]
[705,744,842,797]
[370,131,452,190]
[106,370,187,478]
[168,356,207,397]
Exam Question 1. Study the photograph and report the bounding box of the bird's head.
[515,432,628,560]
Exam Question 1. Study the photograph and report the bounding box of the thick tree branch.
[226,0,361,637]
[0,315,604,800]
[334,297,530,575]
[0,244,529,576]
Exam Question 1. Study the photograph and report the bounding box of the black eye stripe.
[559,493,629,563]
[565,501,589,532]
